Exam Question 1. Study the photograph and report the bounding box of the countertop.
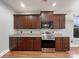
[9,34,69,37]
[9,34,41,37]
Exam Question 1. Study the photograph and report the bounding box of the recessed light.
[21,2,25,8]
[52,2,56,7]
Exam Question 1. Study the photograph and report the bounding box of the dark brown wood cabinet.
[41,11,53,22]
[17,37,33,51]
[62,37,70,51]
[14,15,30,29]
[9,37,70,51]
[14,15,41,29]
[55,37,70,51]
[59,14,65,29]
[9,37,41,51]
[53,14,60,29]
[30,16,41,29]
[14,11,65,29]
[52,14,65,29]
[40,12,65,29]
[9,37,18,50]
[33,37,41,51]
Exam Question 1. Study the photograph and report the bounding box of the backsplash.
[14,29,41,34]
[14,29,65,36]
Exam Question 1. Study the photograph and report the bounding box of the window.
[74,16,79,38]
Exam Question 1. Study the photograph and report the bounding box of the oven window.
[41,40,55,48]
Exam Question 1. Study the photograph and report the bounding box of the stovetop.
[41,30,55,40]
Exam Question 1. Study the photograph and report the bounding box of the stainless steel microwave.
[41,21,53,29]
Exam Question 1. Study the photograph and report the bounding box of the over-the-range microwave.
[41,21,53,29]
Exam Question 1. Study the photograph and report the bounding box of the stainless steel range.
[41,30,55,53]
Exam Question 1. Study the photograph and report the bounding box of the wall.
[0,1,14,54]
[70,11,79,47]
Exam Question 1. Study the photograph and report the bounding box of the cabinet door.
[53,14,60,29]
[17,37,33,51]
[33,37,41,51]
[17,37,23,50]
[41,12,53,21]
[9,37,17,51]
[25,37,33,51]
[14,15,31,29]
[14,15,25,29]
[23,16,31,29]
[55,37,63,51]
[59,15,65,29]
[31,16,41,29]
[62,37,70,51]
[55,37,70,51]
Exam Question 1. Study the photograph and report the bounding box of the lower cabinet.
[17,37,33,51]
[9,37,41,51]
[55,37,70,51]
[9,37,69,51]
[9,37,18,50]
[33,37,41,51]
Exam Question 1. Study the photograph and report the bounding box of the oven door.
[41,40,55,48]
[41,40,55,52]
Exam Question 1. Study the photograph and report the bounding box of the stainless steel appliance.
[41,21,53,29]
[41,30,55,53]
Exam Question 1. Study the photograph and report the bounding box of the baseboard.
[0,49,9,57]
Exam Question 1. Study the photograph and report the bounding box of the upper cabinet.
[14,15,41,29]
[40,11,65,29]
[14,15,31,29]
[53,14,65,29]
[30,15,41,29]
[14,11,65,29]
[40,11,54,22]
[59,14,65,29]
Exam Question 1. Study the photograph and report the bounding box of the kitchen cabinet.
[41,11,53,22]
[14,15,30,29]
[9,37,69,51]
[52,14,65,29]
[62,37,70,51]
[30,16,41,29]
[14,15,41,29]
[41,11,65,29]
[33,37,41,51]
[17,37,33,51]
[53,14,60,29]
[59,14,65,29]
[14,11,65,29]
[9,37,17,51]
[9,37,41,51]
[55,37,70,51]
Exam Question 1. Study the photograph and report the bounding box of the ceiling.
[1,0,79,13]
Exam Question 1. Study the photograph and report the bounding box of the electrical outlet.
[71,40,73,43]
[30,31,32,33]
